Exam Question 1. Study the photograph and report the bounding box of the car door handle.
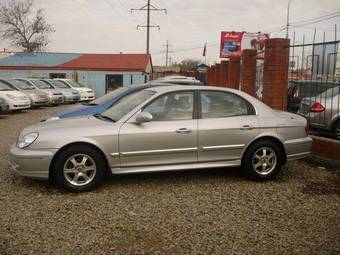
[240,125,254,130]
[176,128,192,133]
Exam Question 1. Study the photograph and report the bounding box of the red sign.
[220,31,269,59]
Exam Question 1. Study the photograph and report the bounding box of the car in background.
[10,85,312,192]
[287,80,339,113]
[17,79,64,105]
[0,79,31,111]
[152,76,203,85]
[0,97,10,114]
[41,83,171,121]
[6,79,49,107]
[43,79,80,103]
[55,79,95,101]
[299,86,340,139]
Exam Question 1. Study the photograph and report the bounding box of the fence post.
[220,60,229,87]
[228,57,241,89]
[263,38,290,111]
[215,63,221,86]
[241,49,257,96]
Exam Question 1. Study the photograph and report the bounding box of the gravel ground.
[0,106,339,255]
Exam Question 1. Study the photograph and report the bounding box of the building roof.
[0,52,152,72]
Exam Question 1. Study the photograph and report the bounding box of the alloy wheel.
[252,147,277,176]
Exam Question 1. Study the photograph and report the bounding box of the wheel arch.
[241,136,287,166]
[49,141,110,180]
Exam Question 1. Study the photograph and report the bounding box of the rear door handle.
[176,128,192,133]
[240,125,253,130]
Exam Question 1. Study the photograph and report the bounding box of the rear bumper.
[9,144,57,179]
[284,137,313,161]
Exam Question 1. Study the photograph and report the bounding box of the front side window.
[143,91,194,121]
[10,80,34,90]
[200,91,255,119]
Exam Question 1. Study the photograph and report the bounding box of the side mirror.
[135,112,153,123]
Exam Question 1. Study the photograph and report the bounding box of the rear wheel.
[331,120,340,140]
[52,145,107,192]
[242,140,282,180]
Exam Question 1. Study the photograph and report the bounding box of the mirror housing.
[135,112,153,123]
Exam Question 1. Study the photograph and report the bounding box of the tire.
[331,120,340,140]
[52,145,107,192]
[242,140,282,180]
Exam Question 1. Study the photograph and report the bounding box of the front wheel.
[242,140,282,180]
[331,120,340,140]
[52,145,107,192]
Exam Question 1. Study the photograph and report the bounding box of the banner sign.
[220,31,269,59]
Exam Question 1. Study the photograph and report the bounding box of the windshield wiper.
[93,113,115,122]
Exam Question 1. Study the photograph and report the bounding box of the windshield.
[51,80,70,88]
[31,80,54,89]
[90,87,129,105]
[320,86,340,98]
[0,81,15,91]
[102,90,156,122]
[10,80,35,90]
[66,80,85,88]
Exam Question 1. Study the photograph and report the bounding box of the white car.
[55,79,95,101]
[153,76,203,85]
[0,79,31,110]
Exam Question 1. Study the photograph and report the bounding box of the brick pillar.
[211,65,216,86]
[220,60,228,87]
[206,67,211,85]
[215,64,221,86]
[263,38,290,111]
[241,49,257,96]
[227,57,240,89]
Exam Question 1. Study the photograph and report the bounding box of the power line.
[104,0,136,29]
[290,11,340,26]
[131,0,167,54]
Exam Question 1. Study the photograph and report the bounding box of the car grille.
[39,95,48,99]
[72,92,79,95]
[53,93,62,96]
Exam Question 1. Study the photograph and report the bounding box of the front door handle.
[176,128,192,133]
[240,125,253,130]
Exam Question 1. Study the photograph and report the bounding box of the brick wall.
[227,57,240,89]
[215,63,221,86]
[262,38,290,111]
[220,61,228,88]
[311,136,340,161]
[240,49,257,96]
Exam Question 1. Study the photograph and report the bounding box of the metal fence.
[288,40,340,139]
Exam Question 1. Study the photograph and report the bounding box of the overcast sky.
[1,0,340,65]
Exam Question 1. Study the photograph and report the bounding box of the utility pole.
[286,0,293,39]
[163,40,173,66]
[131,1,167,54]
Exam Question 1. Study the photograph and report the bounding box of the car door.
[119,90,198,167]
[198,90,260,162]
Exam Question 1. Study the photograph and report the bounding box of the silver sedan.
[10,86,312,192]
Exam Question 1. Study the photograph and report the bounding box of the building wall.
[0,69,147,97]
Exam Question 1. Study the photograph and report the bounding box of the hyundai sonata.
[10,86,312,192]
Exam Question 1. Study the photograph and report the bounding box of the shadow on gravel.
[302,174,340,196]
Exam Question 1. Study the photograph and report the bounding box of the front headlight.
[6,94,18,100]
[45,116,60,122]
[17,132,39,149]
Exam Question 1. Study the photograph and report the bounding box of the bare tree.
[0,0,54,52]
[175,59,201,71]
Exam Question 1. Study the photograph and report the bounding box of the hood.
[23,115,112,135]
[0,90,28,98]
[44,104,89,119]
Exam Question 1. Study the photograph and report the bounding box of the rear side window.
[200,91,255,119]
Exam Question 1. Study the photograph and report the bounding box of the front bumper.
[284,136,313,161]
[9,144,57,179]
[48,95,64,104]
[80,93,95,101]
[8,100,31,110]
[31,98,49,106]
[64,95,80,102]
[0,104,9,113]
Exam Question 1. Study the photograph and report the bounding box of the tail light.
[304,125,309,135]
[310,102,325,112]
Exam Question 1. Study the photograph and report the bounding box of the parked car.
[41,83,168,121]
[0,79,31,111]
[17,79,64,105]
[10,85,312,192]
[0,97,10,114]
[287,80,339,112]
[55,79,95,101]
[152,76,203,85]
[43,79,81,103]
[6,79,49,107]
[299,86,340,139]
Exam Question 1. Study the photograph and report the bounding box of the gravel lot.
[0,106,339,255]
